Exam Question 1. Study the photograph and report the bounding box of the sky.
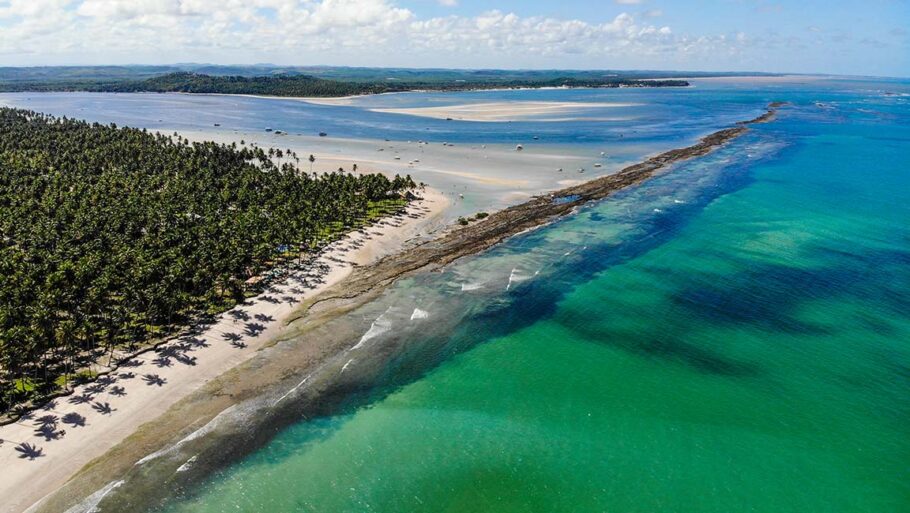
[0,0,907,77]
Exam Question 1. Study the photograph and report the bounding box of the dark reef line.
[31,102,784,513]
[296,102,784,319]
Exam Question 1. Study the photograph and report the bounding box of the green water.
[154,83,910,513]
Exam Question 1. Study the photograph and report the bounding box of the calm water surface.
[7,79,909,512]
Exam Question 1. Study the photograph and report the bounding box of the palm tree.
[0,107,417,413]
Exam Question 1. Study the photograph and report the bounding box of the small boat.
[265,127,273,132]
[214,123,221,127]
[319,132,328,137]
[557,168,563,172]
[594,163,602,168]
[516,144,524,151]
[533,136,539,140]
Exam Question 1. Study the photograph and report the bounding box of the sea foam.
[135,405,238,466]
[61,480,124,513]
[351,308,393,350]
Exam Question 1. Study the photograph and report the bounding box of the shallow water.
[2,85,760,220]
[7,78,910,512]
[131,79,910,513]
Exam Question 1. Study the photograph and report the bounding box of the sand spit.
[291,104,783,321]
[19,103,783,513]
[369,101,639,122]
[0,190,448,513]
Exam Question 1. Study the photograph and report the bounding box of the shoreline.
[15,103,781,513]
[291,104,782,320]
[0,189,449,513]
[189,81,690,106]
[367,101,641,122]
[171,128,602,223]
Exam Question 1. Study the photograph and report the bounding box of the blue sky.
[0,0,907,76]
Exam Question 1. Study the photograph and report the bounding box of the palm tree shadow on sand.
[142,374,167,387]
[15,442,44,460]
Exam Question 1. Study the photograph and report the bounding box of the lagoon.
[6,77,909,512]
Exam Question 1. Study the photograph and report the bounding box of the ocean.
[4,77,908,512]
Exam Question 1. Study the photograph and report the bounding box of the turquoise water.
[135,80,910,512]
[8,79,909,511]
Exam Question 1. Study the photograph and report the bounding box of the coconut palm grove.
[0,108,415,412]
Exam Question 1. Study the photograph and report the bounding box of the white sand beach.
[177,129,615,221]
[0,119,624,513]
[0,189,448,513]
[233,94,642,122]
[367,101,639,122]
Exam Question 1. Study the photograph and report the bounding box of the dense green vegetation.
[295,66,772,84]
[0,108,415,412]
[0,64,776,84]
[0,70,690,97]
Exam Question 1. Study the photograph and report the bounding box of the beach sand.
[0,189,448,513]
[5,103,780,513]
[239,90,641,120]
[177,129,615,222]
[367,101,638,122]
[1,110,622,513]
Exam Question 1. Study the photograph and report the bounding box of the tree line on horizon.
[0,72,690,97]
[0,107,416,412]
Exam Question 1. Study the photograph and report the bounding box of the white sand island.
[365,101,639,122]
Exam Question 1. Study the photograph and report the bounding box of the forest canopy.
[0,71,689,97]
[0,108,415,412]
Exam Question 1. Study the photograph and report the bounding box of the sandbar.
[368,101,639,122]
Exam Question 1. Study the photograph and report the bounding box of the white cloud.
[438,0,458,6]
[614,0,643,4]
[0,0,761,69]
